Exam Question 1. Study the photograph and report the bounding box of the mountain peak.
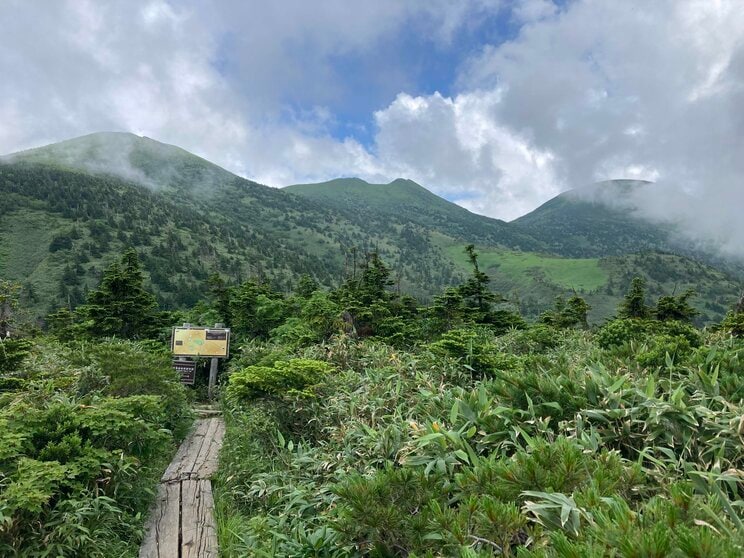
[564,178,653,208]
[2,131,237,193]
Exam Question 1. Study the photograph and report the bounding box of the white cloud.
[3,0,744,256]
[372,90,561,220]
[0,0,498,184]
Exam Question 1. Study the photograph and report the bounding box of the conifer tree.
[230,279,286,339]
[540,294,591,328]
[0,280,20,338]
[207,272,232,325]
[618,277,651,319]
[458,245,507,324]
[655,289,698,322]
[296,274,319,299]
[429,287,466,331]
[82,249,162,339]
[721,292,744,337]
[357,252,394,304]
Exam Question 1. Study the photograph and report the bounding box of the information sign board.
[171,327,230,357]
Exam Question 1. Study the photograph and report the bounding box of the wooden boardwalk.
[139,417,225,558]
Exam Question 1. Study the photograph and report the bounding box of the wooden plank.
[191,418,217,468]
[139,482,180,558]
[181,480,218,558]
[162,419,212,482]
[191,418,219,478]
[161,421,200,482]
[196,419,225,479]
[194,408,222,417]
[141,417,225,558]
[184,419,213,476]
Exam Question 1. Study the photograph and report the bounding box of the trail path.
[139,416,225,558]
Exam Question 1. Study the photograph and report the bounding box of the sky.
[1,0,744,232]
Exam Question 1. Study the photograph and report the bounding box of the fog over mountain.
[1,1,743,255]
[563,179,744,262]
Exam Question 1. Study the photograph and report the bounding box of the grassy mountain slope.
[290,177,740,323]
[285,178,544,251]
[439,238,738,324]
[511,180,676,257]
[1,133,739,323]
[513,179,744,282]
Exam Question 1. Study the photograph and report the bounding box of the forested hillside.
[1,133,741,324]
[285,177,544,251]
[512,180,744,278]
[512,180,670,257]
[4,243,744,556]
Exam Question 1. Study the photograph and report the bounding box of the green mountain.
[5,131,238,197]
[0,133,739,324]
[512,179,744,281]
[284,178,544,251]
[0,133,469,311]
[511,180,674,257]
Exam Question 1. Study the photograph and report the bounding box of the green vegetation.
[3,133,741,325]
[0,339,192,556]
[512,180,744,279]
[211,268,744,556]
[511,180,672,258]
[438,242,738,325]
[0,249,193,556]
[443,244,608,291]
[285,177,543,252]
[4,134,744,556]
[4,236,744,555]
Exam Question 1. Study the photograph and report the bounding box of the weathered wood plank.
[191,418,218,473]
[196,419,225,479]
[161,421,200,482]
[142,417,224,557]
[194,408,222,417]
[139,482,180,558]
[181,480,218,558]
[162,419,212,482]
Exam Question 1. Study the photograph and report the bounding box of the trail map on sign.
[172,327,230,357]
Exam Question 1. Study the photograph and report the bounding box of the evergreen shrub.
[227,358,333,402]
[428,327,522,377]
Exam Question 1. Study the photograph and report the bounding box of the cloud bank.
[2,0,744,254]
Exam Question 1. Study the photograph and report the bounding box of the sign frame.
[171,326,231,358]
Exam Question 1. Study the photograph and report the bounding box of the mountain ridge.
[0,132,739,324]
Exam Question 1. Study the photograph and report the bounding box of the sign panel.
[171,327,230,357]
[173,359,196,385]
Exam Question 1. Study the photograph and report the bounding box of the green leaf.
[449,401,459,425]
[454,449,469,463]
[645,375,655,398]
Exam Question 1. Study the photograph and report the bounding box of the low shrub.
[597,318,700,350]
[77,340,192,439]
[227,358,333,402]
[0,338,191,556]
[636,333,692,368]
[428,327,522,377]
[0,338,33,373]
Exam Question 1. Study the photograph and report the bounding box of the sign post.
[208,323,224,401]
[171,323,230,399]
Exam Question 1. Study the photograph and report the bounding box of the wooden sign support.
[208,323,223,401]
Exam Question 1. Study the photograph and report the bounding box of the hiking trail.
[139,416,225,558]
